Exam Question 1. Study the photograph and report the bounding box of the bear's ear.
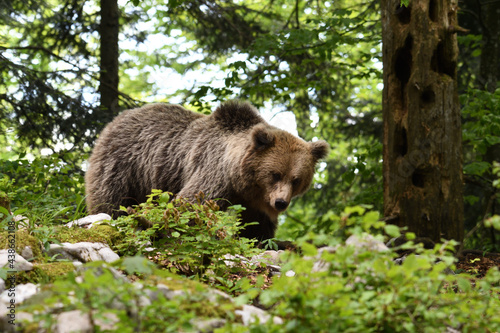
[252,126,275,151]
[310,140,330,161]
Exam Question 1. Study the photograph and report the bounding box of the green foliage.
[462,88,500,169]
[245,212,500,332]
[0,152,86,226]
[279,202,384,242]
[114,190,260,288]
[21,259,243,332]
[485,162,500,231]
[461,88,500,251]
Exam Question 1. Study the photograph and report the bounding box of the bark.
[99,0,120,122]
[381,0,464,243]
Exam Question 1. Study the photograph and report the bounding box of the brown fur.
[85,100,329,241]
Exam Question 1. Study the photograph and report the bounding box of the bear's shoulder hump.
[212,100,264,131]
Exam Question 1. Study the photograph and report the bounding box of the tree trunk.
[381,0,464,243]
[99,0,120,121]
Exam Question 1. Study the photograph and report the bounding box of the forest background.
[0,0,499,252]
[1,0,500,330]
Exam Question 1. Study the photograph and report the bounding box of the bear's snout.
[274,199,289,211]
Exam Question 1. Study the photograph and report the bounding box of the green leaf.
[384,224,401,238]
[463,161,491,176]
[457,277,472,293]
[0,206,9,216]
[121,256,154,275]
[301,242,318,256]
[485,215,500,230]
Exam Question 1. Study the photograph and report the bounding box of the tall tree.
[381,0,463,243]
[99,0,120,121]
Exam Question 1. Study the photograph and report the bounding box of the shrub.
[243,208,500,333]
[113,190,262,291]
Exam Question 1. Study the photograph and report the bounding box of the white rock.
[0,250,33,271]
[95,312,119,331]
[207,288,232,302]
[21,246,34,260]
[251,250,284,266]
[345,234,389,252]
[222,254,250,267]
[47,242,119,263]
[235,304,283,326]
[96,246,121,263]
[55,310,93,333]
[191,318,227,332]
[65,213,112,228]
[0,283,38,304]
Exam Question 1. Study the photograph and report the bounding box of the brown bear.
[85,100,329,241]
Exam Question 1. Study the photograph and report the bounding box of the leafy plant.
[244,210,500,333]
[114,190,261,291]
[0,153,86,224]
[485,161,500,231]
[461,88,500,251]
[21,259,245,332]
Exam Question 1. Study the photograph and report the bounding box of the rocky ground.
[0,213,499,332]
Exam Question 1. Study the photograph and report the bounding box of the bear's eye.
[292,178,301,188]
[272,173,282,183]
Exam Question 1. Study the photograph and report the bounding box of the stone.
[235,304,283,326]
[222,254,250,268]
[47,242,119,263]
[345,234,389,253]
[21,246,33,260]
[0,283,38,304]
[251,250,285,266]
[191,318,227,332]
[65,213,112,228]
[157,284,186,300]
[55,310,93,333]
[0,250,33,271]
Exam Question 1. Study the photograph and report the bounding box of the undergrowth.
[114,190,262,291]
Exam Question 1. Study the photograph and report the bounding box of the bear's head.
[241,124,330,217]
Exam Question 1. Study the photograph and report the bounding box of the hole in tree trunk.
[395,3,411,24]
[420,86,435,105]
[428,0,437,22]
[395,35,413,109]
[394,125,408,157]
[412,169,426,188]
[431,42,456,77]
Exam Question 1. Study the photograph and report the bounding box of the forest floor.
[456,250,500,277]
